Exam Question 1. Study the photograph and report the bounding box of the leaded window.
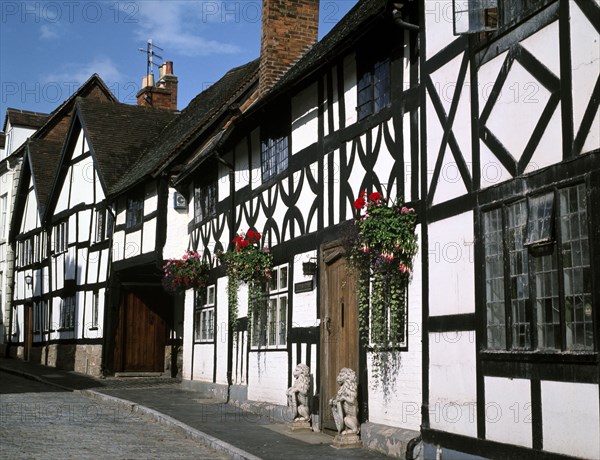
[357,57,391,121]
[195,285,215,342]
[252,264,288,349]
[194,183,217,224]
[483,184,593,352]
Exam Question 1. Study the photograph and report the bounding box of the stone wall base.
[360,421,423,459]
[6,344,103,377]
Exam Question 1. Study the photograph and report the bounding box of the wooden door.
[319,242,359,432]
[116,289,168,373]
[24,304,33,361]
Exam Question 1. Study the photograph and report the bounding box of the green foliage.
[162,250,210,294]
[348,191,418,390]
[219,230,273,331]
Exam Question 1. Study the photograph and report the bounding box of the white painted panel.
[347,139,366,197]
[541,381,600,459]
[163,187,190,260]
[372,124,396,199]
[76,291,85,339]
[521,21,560,78]
[247,351,288,405]
[94,172,105,201]
[428,212,475,316]
[72,130,84,159]
[430,52,465,117]
[112,231,125,262]
[429,331,477,437]
[115,208,125,226]
[86,249,99,285]
[55,168,71,214]
[478,51,508,116]
[484,377,532,448]
[71,158,95,206]
[215,278,229,385]
[486,61,551,163]
[431,148,469,205]
[77,248,87,285]
[292,251,317,328]
[571,1,600,154]
[55,255,64,290]
[235,143,249,192]
[33,269,42,297]
[218,162,229,201]
[331,149,339,225]
[343,53,358,127]
[182,289,194,380]
[403,111,415,203]
[236,279,248,319]
[425,90,444,193]
[480,142,512,189]
[250,129,261,190]
[78,209,91,243]
[291,82,319,155]
[295,169,317,235]
[144,188,158,212]
[125,230,142,259]
[22,188,39,234]
[99,249,109,283]
[192,343,215,381]
[425,0,456,58]
[42,267,50,294]
[528,103,562,170]
[142,218,156,254]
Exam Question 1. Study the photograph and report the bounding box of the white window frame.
[194,285,215,342]
[252,264,288,349]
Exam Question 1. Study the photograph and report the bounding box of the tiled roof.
[27,138,65,214]
[3,108,49,131]
[75,98,177,195]
[110,58,259,195]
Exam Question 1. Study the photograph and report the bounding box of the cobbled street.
[0,372,230,460]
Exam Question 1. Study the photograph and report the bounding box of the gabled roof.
[27,138,64,216]
[72,98,177,196]
[2,108,49,132]
[110,58,259,196]
[32,73,117,140]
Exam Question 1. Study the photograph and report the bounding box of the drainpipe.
[215,153,235,403]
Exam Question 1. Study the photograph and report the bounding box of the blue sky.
[0,0,359,128]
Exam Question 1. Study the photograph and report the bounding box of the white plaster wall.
[182,289,195,380]
[163,187,189,260]
[291,251,317,328]
[78,209,91,243]
[215,278,229,385]
[71,158,95,206]
[125,230,142,259]
[21,188,40,234]
[541,381,600,459]
[76,248,87,286]
[6,126,35,155]
[98,248,109,283]
[571,2,600,154]
[343,53,358,127]
[429,331,477,437]
[428,211,475,316]
[86,250,100,285]
[55,169,71,214]
[425,0,456,59]
[112,231,124,262]
[65,246,76,280]
[368,231,422,431]
[192,343,215,381]
[291,82,319,155]
[484,377,532,448]
[142,218,156,254]
[372,121,398,199]
[234,142,249,192]
[250,129,261,190]
[247,351,288,405]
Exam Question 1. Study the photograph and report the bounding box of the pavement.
[0,357,392,459]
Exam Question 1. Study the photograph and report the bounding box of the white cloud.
[40,24,61,40]
[42,57,125,85]
[128,1,241,57]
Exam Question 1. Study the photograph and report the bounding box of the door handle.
[324,316,331,334]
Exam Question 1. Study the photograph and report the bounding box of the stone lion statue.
[329,367,359,435]
[286,363,312,422]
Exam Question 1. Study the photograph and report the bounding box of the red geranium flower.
[354,197,366,209]
[369,191,382,202]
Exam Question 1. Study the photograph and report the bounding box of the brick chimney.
[136,61,178,110]
[259,0,320,96]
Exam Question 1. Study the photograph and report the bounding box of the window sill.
[480,350,598,364]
